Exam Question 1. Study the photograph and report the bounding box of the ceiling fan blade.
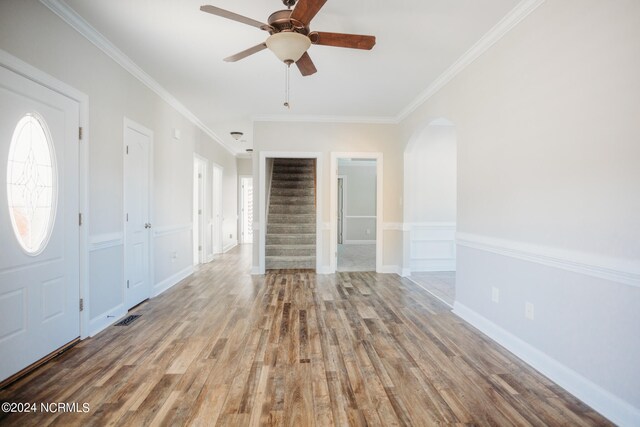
[290,0,327,27]
[224,43,268,62]
[200,5,269,31]
[311,32,376,50]
[296,52,317,76]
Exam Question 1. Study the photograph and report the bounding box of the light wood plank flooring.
[0,245,610,426]
[409,272,456,307]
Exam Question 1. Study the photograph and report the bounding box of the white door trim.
[0,49,90,339]
[258,151,322,274]
[239,175,253,244]
[330,152,383,273]
[123,117,154,308]
[211,162,224,255]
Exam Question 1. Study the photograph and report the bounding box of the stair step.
[274,159,315,166]
[273,166,315,173]
[272,174,313,181]
[266,234,315,245]
[271,180,315,189]
[269,204,315,214]
[269,196,315,205]
[266,256,316,269]
[270,187,315,197]
[268,214,316,224]
[266,245,315,256]
[268,223,316,234]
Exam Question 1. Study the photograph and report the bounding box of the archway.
[403,118,457,306]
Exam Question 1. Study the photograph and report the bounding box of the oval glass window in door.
[6,114,57,254]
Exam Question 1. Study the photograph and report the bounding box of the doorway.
[239,176,253,244]
[335,159,378,272]
[124,118,153,310]
[0,65,81,383]
[404,119,457,307]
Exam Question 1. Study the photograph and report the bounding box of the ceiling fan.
[200,0,376,77]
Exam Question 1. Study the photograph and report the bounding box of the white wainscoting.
[153,223,193,295]
[88,232,125,336]
[89,232,123,252]
[409,222,456,272]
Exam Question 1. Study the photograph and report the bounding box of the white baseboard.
[453,302,640,427]
[379,265,401,275]
[89,304,127,337]
[317,266,334,274]
[410,260,456,272]
[250,266,262,275]
[401,268,411,277]
[343,240,376,245]
[223,241,238,253]
[153,265,193,297]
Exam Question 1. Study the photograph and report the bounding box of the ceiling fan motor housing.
[268,10,309,33]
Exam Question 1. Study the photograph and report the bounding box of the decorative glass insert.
[7,114,56,254]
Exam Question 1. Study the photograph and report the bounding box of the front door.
[0,66,80,382]
[124,120,152,309]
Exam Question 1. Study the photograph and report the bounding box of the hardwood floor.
[0,245,610,426]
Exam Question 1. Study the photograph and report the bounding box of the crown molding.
[40,0,545,146]
[252,114,397,125]
[39,0,238,156]
[396,0,546,122]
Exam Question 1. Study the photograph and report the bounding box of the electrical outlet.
[525,302,535,320]
[171,251,178,262]
[491,287,500,303]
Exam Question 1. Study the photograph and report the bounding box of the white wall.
[400,0,640,424]
[0,0,238,335]
[338,162,377,242]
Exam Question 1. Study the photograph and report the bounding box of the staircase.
[266,158,316,270]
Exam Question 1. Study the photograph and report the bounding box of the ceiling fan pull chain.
[284,63,291,109]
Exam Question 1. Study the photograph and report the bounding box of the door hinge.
[126,213,129,222]
[79,127,83,141]
[127,279,130,289]
[79,213,83,226]
[126,145,129,154]
[198,209,202,215]
[198,245,202,251]
[198,173,202,178]
[79,298,84,312]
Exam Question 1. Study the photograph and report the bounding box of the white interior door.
[124,120,152,309]
[212,165,223,254]
[0,66,80,382]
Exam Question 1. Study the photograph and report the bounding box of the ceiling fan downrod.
[283,62,292,109]
[282,0,297,10]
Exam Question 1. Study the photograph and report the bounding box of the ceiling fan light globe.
[266,32,311,63]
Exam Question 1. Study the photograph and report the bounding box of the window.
[7,114,56,254]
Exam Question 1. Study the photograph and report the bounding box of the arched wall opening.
[403,118,457,306]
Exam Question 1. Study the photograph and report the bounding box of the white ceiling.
[62,0,520,153]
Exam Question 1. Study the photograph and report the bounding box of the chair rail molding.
[456,232,640,287]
